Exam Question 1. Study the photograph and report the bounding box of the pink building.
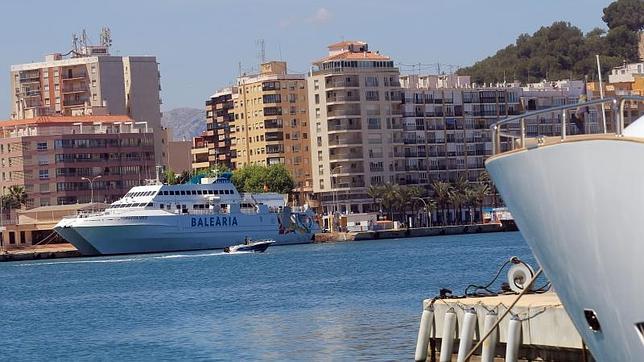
[0,115,156,208]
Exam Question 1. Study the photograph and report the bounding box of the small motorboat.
[224,239,275,253]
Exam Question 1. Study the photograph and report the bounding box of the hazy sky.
[0,0,613,116]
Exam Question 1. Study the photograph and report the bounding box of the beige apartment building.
[307,41,404,214]
[10,39,166,166]
[232,61,313,204]
[0,115,156,209]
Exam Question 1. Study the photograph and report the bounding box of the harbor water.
[0,232,533,361]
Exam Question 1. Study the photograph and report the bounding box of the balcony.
[63,98,90,107]
[62,86,89,94]
[62,72,88,81]
[328,136,362,147]
[326,95,360,103]
[325,80,360,89]
[264,120,283,129]
[327,108,361,118]
[328,123,362,132]
[265,132,284,142]
[329,151,363,161]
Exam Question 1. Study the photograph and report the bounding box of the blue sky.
[0,0,613,116]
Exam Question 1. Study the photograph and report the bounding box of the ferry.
[54,174,320,256]
[486,95,644,361]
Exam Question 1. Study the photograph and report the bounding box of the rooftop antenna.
[256,39,266,63]
[100,27,112,48]
[278,42,283,61]
[72,33,80,53]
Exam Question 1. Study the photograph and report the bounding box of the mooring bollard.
[414,305,435,361]
[439,308,457,362]
[481,311,498,362]
[505,315,522,362]
[456,308,477,362]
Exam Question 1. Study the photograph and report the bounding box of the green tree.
[602,0,644,31]
[452,177,470,224]
[163,169,178,185]
[1,185,28,211]
[431,180,452,225]
[367,184,384,213]
[231,164,294,194]
[457,5,643,84]
[265,164,295,194]
[379,183,399,220]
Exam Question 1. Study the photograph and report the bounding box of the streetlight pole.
[331,165,343,215]
[81,175,102,205]
[330,165,343,233]
[412,197,429,228]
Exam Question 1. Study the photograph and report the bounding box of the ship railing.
[490,95,644,156]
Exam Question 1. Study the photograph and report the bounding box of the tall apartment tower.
[307,41,405,214]
[232,61,312,204]
[205,87,236,169]
[9,33,166,166]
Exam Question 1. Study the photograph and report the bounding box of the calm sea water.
[0,232,533,361]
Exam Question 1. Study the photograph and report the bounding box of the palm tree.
[448,187,466,225]
[453,176,470,224]
[478,170,497,208]
[379,183,399,221]
[470,182,490,223]
[431,180,452,225]
[367,184,384,213]
[395,186,413,224]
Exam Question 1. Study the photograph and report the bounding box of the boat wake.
[14,250,253,267]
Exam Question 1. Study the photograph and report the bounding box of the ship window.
[180,191,186,195]
[197,190,203,195]
[170,191,175,195]
[208,190,214,194]
[191,190,197,195]
[159,203,164,209]
[584,309,601,332]
[147,203,153,207]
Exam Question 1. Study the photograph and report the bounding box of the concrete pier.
[315,223,507,243]
[0,243,80,262]
[417,292,594,361]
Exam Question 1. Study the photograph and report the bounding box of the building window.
[314,94,320,104]
[39,169,49,180]
[36,142,47,151]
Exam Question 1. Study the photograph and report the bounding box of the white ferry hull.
[486,139,644,361]
[55,213,317,256]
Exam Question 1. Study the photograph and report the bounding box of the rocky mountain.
[161,107,206,141]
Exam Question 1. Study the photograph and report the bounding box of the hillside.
[161,107,206,141]
[458,0,643,83]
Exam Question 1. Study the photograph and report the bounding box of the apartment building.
[232,61,313,203]
[10,38,166,166]
[399,75,587,195]
[307,41,405,214]
[0,115,156,208]
[193,87,236,171]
